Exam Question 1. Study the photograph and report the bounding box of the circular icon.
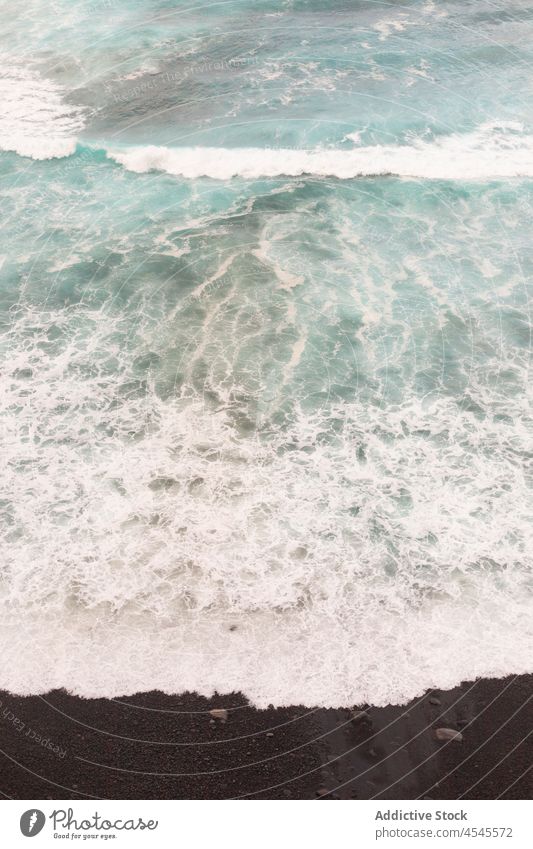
[20,810,46,837]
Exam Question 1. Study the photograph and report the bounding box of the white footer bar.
[1,799,531,848]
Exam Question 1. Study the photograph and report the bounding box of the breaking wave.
[0,62,84,160]
[106,123,533,181]
[1,304,531,706]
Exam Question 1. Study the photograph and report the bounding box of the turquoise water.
[0,0,531,706]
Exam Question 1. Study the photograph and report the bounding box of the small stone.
[266,732,274,737]
[209,719,216,726]
[457,718,469,727]
[209,708,228,722]
[369,748,379,758]
[429,697,441,706]
[316,788,330,797]
[435,727,463,742]
[351,710,369,724]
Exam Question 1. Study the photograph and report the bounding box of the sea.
[0,0,531,707]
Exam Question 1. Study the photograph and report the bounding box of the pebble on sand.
[429,697,441,706]
[435,727,463,742]
[351,710,369,724]
[209,709,228,722]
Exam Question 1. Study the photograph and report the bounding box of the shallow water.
[0,0,531,706]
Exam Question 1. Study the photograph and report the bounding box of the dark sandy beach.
[0,675,531,800]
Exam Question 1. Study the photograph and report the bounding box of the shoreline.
[0,675,531,800]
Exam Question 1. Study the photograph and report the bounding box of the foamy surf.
[0,63,83,159]
[1,0,532,713]
[1,303,531,706]
[106,124,533,181]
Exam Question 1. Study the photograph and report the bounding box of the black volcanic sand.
[0,675,531,799]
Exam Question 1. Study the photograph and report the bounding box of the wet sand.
[0,675,531,799]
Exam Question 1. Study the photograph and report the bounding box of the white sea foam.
[1,305,531,706]
[0,62,83,159]
[106,123,533,181]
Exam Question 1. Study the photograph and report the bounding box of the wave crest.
[0,62,83,160]
[106,123,533,180]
